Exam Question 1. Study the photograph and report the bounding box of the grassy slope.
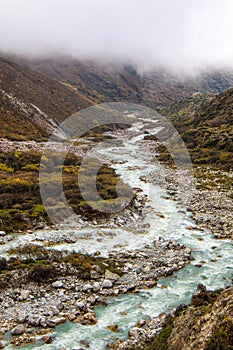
[0,54,92,140]
[0,150,133,233]
[0,92,49,141]
[161,89,233,170]
[145,286,233,350]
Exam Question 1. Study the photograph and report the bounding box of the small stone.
[52,281,63,288]
[107,324,119,332]
[11,325,25,335]
[19,290,30,300]
[144,281,157,288]
[0,231,6,236]
[105,270,120,281]
[67,313,76,321]
[53,317,66,325]
[82,284,92,292]
[76,301,85,309]
[103,280,113,289]
[93,282,100,292]
[17,312,26,324]
[41,335,54,344]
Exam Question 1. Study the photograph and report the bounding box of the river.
[2,118,233,350]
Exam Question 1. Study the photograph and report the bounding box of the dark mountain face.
[1,52,233,150]
[26,57,144,105]
[0,55,92,120]
[0,55,92,140]
[27,56,233,108]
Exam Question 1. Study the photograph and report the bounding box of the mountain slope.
[0,54,92,140]
[27,57,144,104]
[27,56,233,109]
[162,89,233,170]
[1,53,233,146]
[143,285,233,350]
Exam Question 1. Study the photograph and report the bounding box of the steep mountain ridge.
[26,57,144,104]
[1,53,233,142]
[162,88,233,170]
[24,55,233,108]
[0,89,67,140]
[0,54,92,140]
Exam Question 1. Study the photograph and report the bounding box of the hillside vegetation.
[161,89,233,170]
[1,53,233,142]
[144,285,233,350]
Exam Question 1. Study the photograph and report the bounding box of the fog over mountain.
[1,0,233,72]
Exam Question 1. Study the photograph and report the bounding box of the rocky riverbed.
[107,164,233,350]
[164,166,233,240]
[0,237,191,348]
[0,130,232,349]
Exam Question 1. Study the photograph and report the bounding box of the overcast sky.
[0,0,233,72]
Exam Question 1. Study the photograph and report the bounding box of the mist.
[1,0,233,72]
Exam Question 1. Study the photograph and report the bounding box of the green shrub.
[206,318,233,350]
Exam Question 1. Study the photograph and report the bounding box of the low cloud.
[1,0,233,72]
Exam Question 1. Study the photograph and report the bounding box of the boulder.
[80,340,90,348]
[103,280,113,289]
[76,301,85,309]
[128,327,145,338]
[81,312,97,325]
[28,315,41,327]
[67,313,76,321]
[144,281,157,288]
[90,270,101,279]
